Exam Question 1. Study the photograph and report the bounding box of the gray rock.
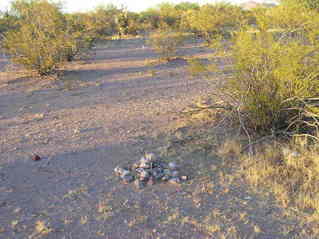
[161,175,171,181]
[163,169,171,176]
[169,177,181,185]
[114,166,125,176]
[121,169,131,176]
[180,175,188,181]
[140,161,151,169]
[168,162,178,170]
[122,174,134,184]
[152,168,164,180]
[135,180,146,189]
[138,169,150,181]
[147,176,156,186]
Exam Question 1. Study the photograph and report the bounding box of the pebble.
[163,169,171,176]
[138,169,150,180]
[180,176,188,181]
[114,166,124,176]
[32,154,41,161]
[169,177,181,185]
[135,180,146,189]
[122,174,134,184]
[161,175,171,181]
[147,176,156,186]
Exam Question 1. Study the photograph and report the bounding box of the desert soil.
[0,38,311,238]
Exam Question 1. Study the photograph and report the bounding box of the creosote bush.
[147,30,187,61]
[212,1,319,136]
[2,0,90,75]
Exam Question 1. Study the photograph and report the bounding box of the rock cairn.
[114,153,188,189]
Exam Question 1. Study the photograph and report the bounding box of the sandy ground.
[0,39,311,238]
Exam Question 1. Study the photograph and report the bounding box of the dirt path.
[0,39,307,238]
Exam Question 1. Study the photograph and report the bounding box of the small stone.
[161,175,171,181]
[140,161,151,169]
[148,176,156,186]
[32,154,41,161]
[163,169,171,176]
[138,169,150,181]
[114,166,122,176]
[121,169,131,177]
[135,168,144,174]
[169,177,181,185]
[122,174,134,184]
[180,175,188,181]
[168,162,177,170]
[135,180,146,189]
[152,169,164,180]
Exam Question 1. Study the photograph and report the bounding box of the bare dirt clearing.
[0,39,311,238]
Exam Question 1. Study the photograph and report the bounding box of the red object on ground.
[32,154,41,161]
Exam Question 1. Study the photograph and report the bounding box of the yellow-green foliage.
[2,0,87,75]
[184,3,246,42]
[148,30,187,61]
[217,1,319,134]
[187,58,209,77]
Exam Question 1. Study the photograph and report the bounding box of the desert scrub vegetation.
[183,3,247,43]
[207,0,319,223]
[240,140,319,217]
[210,0,319,137]
[147,30,188,61]
[1,0,91,75]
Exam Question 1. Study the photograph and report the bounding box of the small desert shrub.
[2,0,88,75]
[147,30,187,61]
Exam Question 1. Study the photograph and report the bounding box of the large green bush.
[215,1,319,135]
[2,0,85,75]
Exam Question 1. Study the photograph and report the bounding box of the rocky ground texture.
[0,38,313,238]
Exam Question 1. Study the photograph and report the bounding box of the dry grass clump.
[217,139,242,158]
[240,139,319,215]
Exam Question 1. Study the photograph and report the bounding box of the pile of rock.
[114,153,187,189]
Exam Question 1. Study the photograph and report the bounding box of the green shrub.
[213,1,319,135]
[2,0,86,75]
[184,3,246,43]
[147,30,187,61]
